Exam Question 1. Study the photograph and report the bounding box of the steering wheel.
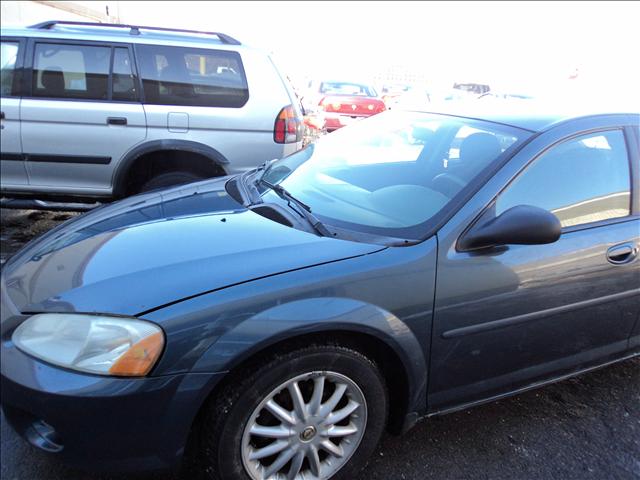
[431,172,467,198]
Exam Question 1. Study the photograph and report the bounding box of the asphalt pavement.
[1,209,639,480]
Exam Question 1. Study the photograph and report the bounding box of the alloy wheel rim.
[241,371,367,480]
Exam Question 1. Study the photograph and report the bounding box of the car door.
[628,124,640,351]
[429,115,640,411]
[20,39,146,195]
[0,37,28,187]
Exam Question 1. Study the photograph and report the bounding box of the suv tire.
[139,171,204,193]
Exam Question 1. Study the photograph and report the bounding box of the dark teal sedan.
[1,107,638,480]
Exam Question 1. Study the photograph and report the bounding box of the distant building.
[372,64,430,87]
[1,1,118,26]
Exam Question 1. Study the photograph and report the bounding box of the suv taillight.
[274,105,302,144]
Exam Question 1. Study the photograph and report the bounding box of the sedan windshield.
[260,111,528,240]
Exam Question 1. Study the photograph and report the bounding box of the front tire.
[190,345,388,480]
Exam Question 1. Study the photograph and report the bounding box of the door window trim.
[624,124,640,216]
[23,37,141,103]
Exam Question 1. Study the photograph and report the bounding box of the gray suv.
[0,21,303,206]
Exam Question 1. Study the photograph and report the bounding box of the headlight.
[12,314,164,377]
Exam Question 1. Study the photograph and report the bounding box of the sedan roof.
[412,100,640,132]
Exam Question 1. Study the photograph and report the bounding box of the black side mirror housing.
[458,205,561,251]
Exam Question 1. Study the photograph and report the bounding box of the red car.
[302,80,386,132]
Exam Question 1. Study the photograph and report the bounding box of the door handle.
[107,117,127,125]
[0,112,5,119]
[606,243,638,265]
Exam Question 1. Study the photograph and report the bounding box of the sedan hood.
[2,178,384,316]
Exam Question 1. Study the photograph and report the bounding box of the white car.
[0,21,303,207]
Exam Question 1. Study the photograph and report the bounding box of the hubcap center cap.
[300,426,316,442]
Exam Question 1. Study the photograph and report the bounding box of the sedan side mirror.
[458,205,561,251]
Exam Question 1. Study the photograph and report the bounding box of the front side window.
[496,130,631,228]
[259,111,525,238]
[1,41,19,96]
[136,44,248,107]
[33,43,110,100]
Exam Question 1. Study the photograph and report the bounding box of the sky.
[112,0,640,97]
[3,0,639,99]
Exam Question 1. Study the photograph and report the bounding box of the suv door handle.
[107,117,127,125]
[0,112,5,119]
[606,243,638,265]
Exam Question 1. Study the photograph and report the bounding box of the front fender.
[145,238,438,416]
[191,296,427,409]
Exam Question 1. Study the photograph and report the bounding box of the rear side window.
[136,44,248,107]
[1,41,20,96]
[496,130,631,228]
[33,43,111,100]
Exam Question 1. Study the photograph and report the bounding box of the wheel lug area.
[299,425,317,442]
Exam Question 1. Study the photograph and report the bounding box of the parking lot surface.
[1,209,639,480]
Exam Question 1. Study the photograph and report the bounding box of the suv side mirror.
[458,205,561,251]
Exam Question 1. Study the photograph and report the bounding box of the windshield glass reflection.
[261,111,526,238]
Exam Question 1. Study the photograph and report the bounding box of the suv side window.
[1,41,19,96]
[136,44,248,108]
[112,47,137,101]
[496,130,631,228]
[33,43,111,100]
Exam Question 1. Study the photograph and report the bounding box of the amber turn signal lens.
[109,332,165,376]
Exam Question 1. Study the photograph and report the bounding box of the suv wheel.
[190,345,388,480]
[139,171,204,193]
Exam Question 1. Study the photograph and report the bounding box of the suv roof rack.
[28,20,242,45]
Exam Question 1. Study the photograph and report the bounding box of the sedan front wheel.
[190,345,388,480]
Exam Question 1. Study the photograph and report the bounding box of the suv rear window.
[136,44,248,108]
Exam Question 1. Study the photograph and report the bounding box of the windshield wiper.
[237,158,276,206]
[258,178,333,237]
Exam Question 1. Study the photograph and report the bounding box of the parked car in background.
[477,91,535,101]
[0,21,303,209]
[453,81,491,95]
[388,87,474,110]
[2,106,638,480]
[380,82,411,108]
[301,80,386,132]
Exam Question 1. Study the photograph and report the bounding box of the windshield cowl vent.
[250,205,293,228]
